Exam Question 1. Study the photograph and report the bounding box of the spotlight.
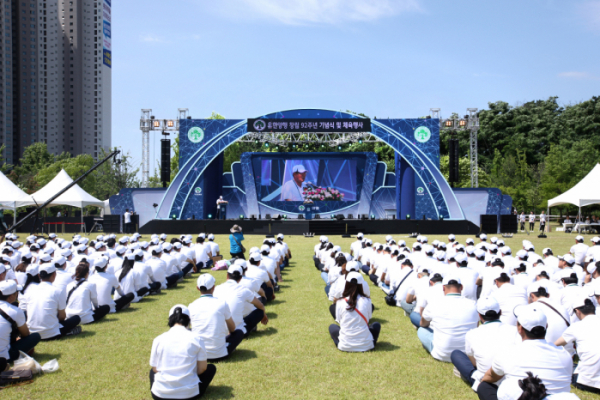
[264,142,270,148]
[406,214,411,220]
[358,138,363,144]
[153,120,161,128]
[444,120,454,128]
[171,214,176,220]
[239,214,245,220]
[337,145,343,151]
[440,215,444,220]
[320,144,325,149]
[304,143,309,149]
[370,214,375,220]
[292,143,297,149]
[207,214,213,219]
[167,120,174,128]
[254,139,259,145]
[331,215,336,220]
[459,119,467,127]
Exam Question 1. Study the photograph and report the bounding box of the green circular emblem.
[195,187,202,194]
[417,187,424,194]
[414,126,431,143]
[188,127,204,144]
[298,205,305,211]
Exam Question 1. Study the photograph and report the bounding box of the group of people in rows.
[0,231,222,372]
[315,232,600,400]
[149,229,291,400]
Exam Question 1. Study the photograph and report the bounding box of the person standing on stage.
[539,211,547,233]
[216,196,227,220]
[124,209,132,234]
[281,165,308,202]
[519,212,526,232]
[529,211,535,231]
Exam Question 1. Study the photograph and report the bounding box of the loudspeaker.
[336,214,345,221]
[361,214,368,220]
[448,138,459,183]
[265,214,271,220]
[480,214,498,234]
[161,139,171,184]
[250,214,257,220]
[347,214,353,219]
[500,214,518,233]
[298,215,304,219]
[314,214,321,219]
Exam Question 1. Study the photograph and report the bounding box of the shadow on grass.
[116,306,139,314]
[249,327,278,339]
[269,299,286,306]
[370,318,389,325]
[204,385,234,399]
[266,312,278,320]
[277,284,291,289]
[374,341,400,352]
[140,297,159,303]
[227,349,257,363]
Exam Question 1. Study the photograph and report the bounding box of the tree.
[93,148,141,199]
[35,154,97,195]
[439,155,491,188]
[12,143,56,193]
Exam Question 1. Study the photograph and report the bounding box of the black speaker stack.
[480,214,498,234]
[499,215,518,233]
[103,215,121,233]
[448,138,459,183]
[161,138,171,186]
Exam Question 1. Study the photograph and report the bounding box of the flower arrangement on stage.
[302,184,344,202]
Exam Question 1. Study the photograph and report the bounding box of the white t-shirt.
[89,272,119,313]
[492,339,573,397]
[213,280,255,334]
[534,298,572,354]
[18,281,39,313]
[133,261,153,291]
[259,256,277,278]
[334,296,374,352]
[194,244,211,264]
[114,269,140,303]
[189,295,232,360]
[280,179,305,201]
[0,300,26,359]
[422,294,479,362]
[350,240,363,257]
[147,257,168,288]
[207,242,219,257]
[65,280,98,325]
[570,243,589,265]
[329,273,371,301]
[492,283,528,326]
[161,253,180,275]
[455,267,479,301]
[53,268,74,296]
[150,325,207,399]
[26,281,67,339]
[562,315,600,389]
[124,212,131,224]
[465,321,521,389]
[245,265,270,285]
[416,283,444,313]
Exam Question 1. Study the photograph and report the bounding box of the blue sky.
[112,0,600,172]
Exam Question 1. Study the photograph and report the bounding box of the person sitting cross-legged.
[418,275,478,362]
[328,272,381,352]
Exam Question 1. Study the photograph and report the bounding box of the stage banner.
[247,118,371,133]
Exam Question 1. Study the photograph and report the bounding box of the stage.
[139,219,481,236]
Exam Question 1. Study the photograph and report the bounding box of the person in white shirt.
[89,257,134,313]
[491,271,528,326]
[132,250,161,297]
[27,264,82,339]
[419,275,479,362]
[587,237,600,261]
[213,264,267,337]
[114,255,141,304]
[478,303,573,400]
[247,254,275,302]
[450,297,520,391]
[452,253,478,301]
[174,241,196,276]
[189,274,245,362]
[519,212,526,231]
[123,209,133,234]
[280,164,308,201]
[328,272,380,352]
[571,236,590,266]
[527,284,571,356]
[555,296,600,394]
[206,234,220,257]
[149,304,217,400]
[539,211,547,232]
[0,280,41,372]
[161,243,183,280]
[65,263,110,325]
[350,233,364,258]
[148,246,179,289]
[194,235,212,270]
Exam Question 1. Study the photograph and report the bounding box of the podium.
[303,201,314,220]
[219,204,227,220]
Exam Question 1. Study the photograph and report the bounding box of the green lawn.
[4,231,600,399]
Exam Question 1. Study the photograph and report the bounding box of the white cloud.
[139,34,168,43]
[577,1,600,32]
[226,0,422,25]
[557,71,600,80]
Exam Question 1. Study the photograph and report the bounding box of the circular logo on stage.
[253,119,267,132]
[194,187,202,195]
[417,187,425,194]
[298,205,305,211]
[188,127,204,143]
[414,126,431,143]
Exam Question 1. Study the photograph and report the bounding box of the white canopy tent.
[16,169,104,231]
[548,163,600,217]
[0,171,33,225]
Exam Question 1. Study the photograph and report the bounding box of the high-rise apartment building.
[0,0,111,164]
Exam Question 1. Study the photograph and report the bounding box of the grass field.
[4,230,600,399]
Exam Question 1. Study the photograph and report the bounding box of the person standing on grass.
[229,225,245,260]
[150,305,217,400]
[418,276,479,362]
[329,272,380,352]
[519,212,526,232]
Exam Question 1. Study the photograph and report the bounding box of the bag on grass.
[0,369,33,387]
[211,260,229,271]
[12,351,42,375]
[384,270,413,306]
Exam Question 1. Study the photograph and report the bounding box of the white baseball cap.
[26,264,39,276]
[357,232,364,238]
[54,256,67,266]
[346,261,361,272]
[345,271,364,284]
[39,253,52,263]
[227,264,243,275]
[208,234,215,240]
[61,248,73,257]
[587,262,599,275]
[249,253,262,262]
[163,243,173,252]
[591,237,600,243]
[173,242,182,249]
[197,274,216,290]
[448,234,456,240]
[576,235,584,242]
[0,280,21,296]
[260,245,270,253]
[514,304,548,331]
[442,275,461,285]
[477,296,500,315]
[466,238,475,245]
[169,304,190,318]
[292,165,307,173]
[480,233,487,240]
[39,263,57,275]
[455,253,468,264]
[500,246,512,255]
[563,254,575,265]
[95,242,105,250]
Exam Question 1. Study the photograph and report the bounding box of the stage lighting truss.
[431,108,480,188]
[238,132,379,147]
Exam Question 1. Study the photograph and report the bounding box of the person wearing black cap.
[0,280,41,372]
[149,304,217,399]
[478,304,573,400]
[419,275,478,362]
[555,295,600,394]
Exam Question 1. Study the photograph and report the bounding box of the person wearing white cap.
[195,235,213,270]
[527,284,572,356]
[329,261,371,313]
[237,258,268,304]
[0,280,41,372]
[553,254,585,287]
[386,258,415,308]
[450,297,519,391]
[89,256,134,313]
[557,270,587,324]
[490,271,528,326]
[189,274,245,362]
[65,263,110,325]
[27,263,82,339]
[571,236,589,266]
[555,296,600,394]
[247,253,275,301]
[451,253,478,301]
[206,234,220,259]
[587,237,600,262]
[149,245,179,290]
[132,249,161,297]
[475,234,488,252]
[281,164,308,201]
[149,304,217,400]
[113,255,141,304]
[275,234,290,270]
[260,245,281,285]
[161,243,183,281]
[328,272,380,352]
[18,264,40,313]
[213,265,267,337]
[172,242,196,277]
[478,304,573,400]
[419,275,478,362]
[52,254,75,296]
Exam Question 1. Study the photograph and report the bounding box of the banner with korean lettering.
[247,118,371,133]
[102,0,111,68]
